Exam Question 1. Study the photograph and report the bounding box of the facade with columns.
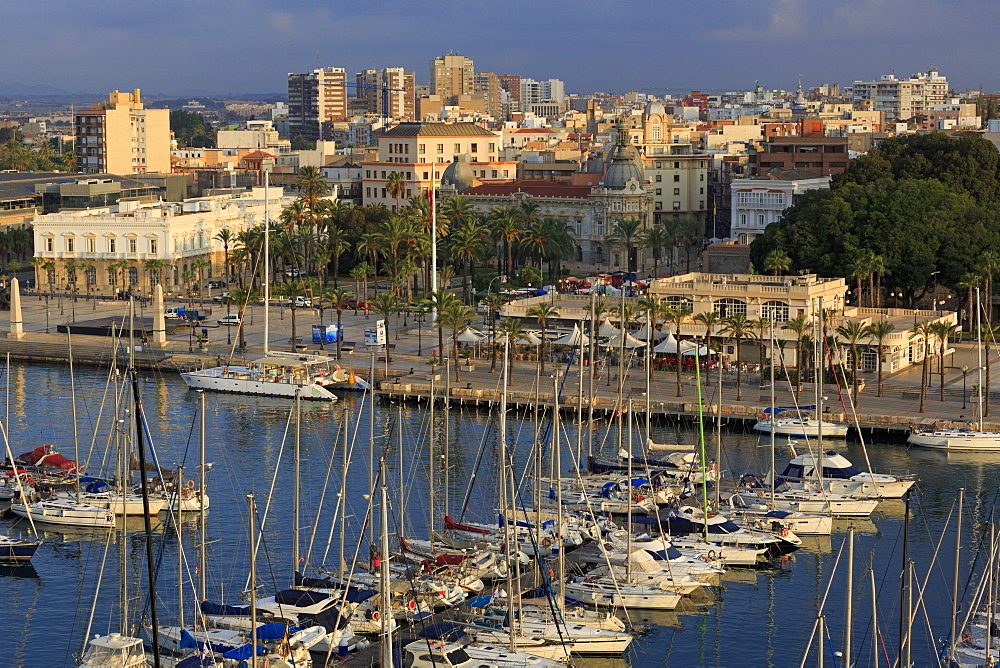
[32,188,293,294]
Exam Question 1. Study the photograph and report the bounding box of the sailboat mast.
[500,337,515,652]
[379,459,393,667]
[68,327,80,500]
[588,292,596,460]
[694,347,708,538]
[769,315,776,506]
[644,308,652,444]
[368,352,376,548]
[339,406,348,577]
[263,170,270,357]
[199,390,207,603]
[977,287,985,423]
[553,374,565,612]
[130,299,161,666]
[248,494,259,668]
[293,388,301,574]
[845,525,854,665]
[177,465,184,630]
[949,487,964,663]
[429,371,436,542]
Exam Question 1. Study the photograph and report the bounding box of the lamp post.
[188,316,195,353]
[962,365,969,409]
[414,311,426,356]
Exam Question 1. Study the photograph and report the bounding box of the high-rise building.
[75,89,170,175]
[473,72,503,119]
[287,67,348,141]
[355,67,416,121]
[498,74,522,109]
[430,52,475,98]
[520,78,567,105]
[850,69,948,121]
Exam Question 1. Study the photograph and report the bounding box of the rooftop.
[463,179,591,199]
[0,173,154,202]
[381,122,495,138]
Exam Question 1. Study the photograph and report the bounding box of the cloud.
[709,0,809,42]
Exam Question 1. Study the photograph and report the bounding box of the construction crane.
[318,78,407,126]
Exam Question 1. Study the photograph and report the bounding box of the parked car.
[284,268,302,278]
[287,296,312,308]
[218,314,241,327]
[206,280,227,289]
[212,292,230,303]
[341,299,368,310]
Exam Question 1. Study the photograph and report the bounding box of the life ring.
[542,537,553,548]
[698,554,710,562]
[780,528,790,538]
[407,600,417,610]
[962,632,973,643]
[757,490,766,498]
[186,479,196,490]
[23,475,34,487]
[707,550,717,560]
[371,610,380,622]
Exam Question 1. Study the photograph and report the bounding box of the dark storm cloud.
[6,0,1000,95]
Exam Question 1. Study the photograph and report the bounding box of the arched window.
[665,296,694,311]
[128,267,138,286]
[107,268,117,286]
[713,298,747,318]
[86,266,97,287]
[761,300,789,322]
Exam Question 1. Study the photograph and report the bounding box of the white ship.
[181,352,341,401]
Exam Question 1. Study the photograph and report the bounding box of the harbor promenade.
[3,289,994,436]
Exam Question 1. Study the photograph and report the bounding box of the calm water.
[0,362,995,667]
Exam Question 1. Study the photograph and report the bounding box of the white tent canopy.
[681,342,711,356]
[457,327,485,343]
[522,331,543,346]
[552,324,590,347]
[601,332,646,349]
[653,331,681,353]
[598,319,620,338]
[636,323,667,341]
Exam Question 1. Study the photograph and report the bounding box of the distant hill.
[0,82,76,96]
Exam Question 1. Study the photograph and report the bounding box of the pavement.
[7,289,1000,425]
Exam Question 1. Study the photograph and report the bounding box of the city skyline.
[6,0,1000,96]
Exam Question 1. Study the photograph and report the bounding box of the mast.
[986,523,995,668]
[68,327,80,501]
[129,299,161,667]
[378,459,393,667]
[444,357,451,520]
[694,346,708,539]
[198,390,207,603]
[769,314,776,506]
[977,287,985,424]
[397,400,405,542]
[429,368,436,544]
[263,170,270,357]
[293,388,301,574]
[949,488,964,664]
[588,293,596,460]
[177,466,184,630]
[816,297,825,483]
[430,162,438,321]
[368,351,376,548]
[845,525,854,666]
[716,332,723,509]
[898,491,910,666]
[339,406,348,577]
[644,308,652,445]
[871,567,879,668]
[576,323,585,467]
[553,373,565,613]
[248,494,259,668]
[500,336,514,652]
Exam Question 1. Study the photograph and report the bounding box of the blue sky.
[7,0,1000,96]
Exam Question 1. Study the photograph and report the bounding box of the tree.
[518,265,542,288]
[929,321,959,401]
[607,218,644,273]
[181,270,196,308]
[192,258,210,308]
[325,226,350,288]
[782,314,812,389]
[496,318,528,386]
[909,320,936,413]
[436,301,475,382]
[490,206,521,279]
[526,302,559,372]
[170,109,216,148]
[835,321,867,406]
[693,311,721,357]
[276,279,310,351]
[214,228,234,284]
[664,305,692,397]
[226,287,257,350]
[290,135,315,151]
[979,251,1000,322]
[761,248,792,276]
[863,320,895,397]
[641,225,671,277]
[349,265,367,313]
[369,292,400,363]
[721,314,754,401]
[386,171,407,211]
[483,294,506,372]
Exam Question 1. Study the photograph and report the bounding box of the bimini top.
[764,405,816,414]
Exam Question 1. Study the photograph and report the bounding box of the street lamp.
[414,311,426,356]
[962,365,969,409]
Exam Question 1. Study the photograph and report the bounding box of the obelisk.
[8,277,24,340]
[152,283,166,346]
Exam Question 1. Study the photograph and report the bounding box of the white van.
[165,307,182,319]
[218,314,241,327]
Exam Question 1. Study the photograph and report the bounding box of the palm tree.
[370,292,400,363]
[181,270,197,308]
[835,321,867,406]
[144,258,167,293]
[761,249,792,276]
[483,294,506,372]
[721,313,754,401]
[607,217,644,273]
[226,287,256,350]
[490,206,521,280]
[349,265,367,313]
[436,301,475,382]
[440,195,475,233]
[929,321,959,401]
[909,320,935,413]
[693,312,721,358]
[64,260,78,302]
[192,258,210,308]
[641,225,671,278]
[386,171,407,212]
[979,251,1000,323]
[664,304,692,397]
[448,223,486,303]
[957,272,982,331]
[863,319,895,397]
[526,302,559,372]
[782,314,812,390]
[277,279,310,351]
[214,228,234,285]
[296,165,329,227]
[325,226,350,288]
[497,318,528,386]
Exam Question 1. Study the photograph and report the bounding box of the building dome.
[601,123,643,189]
[440,154,475,192]
[644,98,666,117]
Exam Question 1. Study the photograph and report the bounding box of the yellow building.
[75,89,170,175]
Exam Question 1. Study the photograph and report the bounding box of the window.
[422,172,428,179]
[700,173,704,181]
[655,175,662,182]
[739,214,747,226]
[655,188,662,195]
[761,300,789,322]
[673,201,681,210]
[699,201,704,209]
[673,175,680,182]
[674,161,680,169]
[86,266,96,287]
[612,202,622,211]
[673,188,680,195]
[366,187,371,197]
[365,170,370,178]
[596,221,604,235]
[503,170,509,177]
[107,238,116,253]
[44,237,53,252]
[665,296,694,311]
[454,143,461,153]
[436,144,444,153]
[471,143,478,153]
[576,220,582,235]
[107,268,117,286]
[381,188,386,198]
[491,170,497,178]
[655,161,662,169]
[149,237,158,254]
[700,187,704,195]
[489,143,496,152]
[381,171,386,179]
[418,144,425,154]
[86,237,95,253]
[128,266,138,285]
[128,238,137,253]
[714,298,747,318]
[758,214,765,225]
[655,201,662,210]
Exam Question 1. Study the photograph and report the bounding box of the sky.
[6,0,1000,97]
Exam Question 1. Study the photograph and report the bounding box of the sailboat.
[752,405,849,438]
[181,172,339,402]
[908,288,1000,450]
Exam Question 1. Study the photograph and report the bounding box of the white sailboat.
[753,410,849,438]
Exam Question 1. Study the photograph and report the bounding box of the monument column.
[152,283,166,346]
[8,277,24,340]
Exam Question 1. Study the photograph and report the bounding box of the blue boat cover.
[176,655,214,668]
[344,589,378,603]
[418,622,467,641]
[497,513,533,528]
[765,510,792,519]
[274,589,330,607]
[221,644,267,660]
[465,595,493,608]
[763,405,815,414]
[179,629,200,649]
[85,480,110,493]
[200,601,249,616]
[256,623,301,640]
[630,515,658,525]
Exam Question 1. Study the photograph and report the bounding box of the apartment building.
[430,52,475,99]
[355,67,416,121]
[360,122,516,209]
[851,69,948,121]
[287,67,348,142]
[75,89,170,175]
[730,169,831,244]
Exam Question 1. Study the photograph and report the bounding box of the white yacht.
[52,489,164,515]
[734,486,879,517]
[907,418,1000,451]
[753,412,849,438]
[11,497,114,527]
[777,451,916,498]
[181,352,340,401]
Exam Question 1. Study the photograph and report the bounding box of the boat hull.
[181,368,338,401]
[907,430,1000,451]
[10,500,114,527]
[753,419,849,438]
[0,537,40,562]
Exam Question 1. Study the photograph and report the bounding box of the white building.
[731,169,831,244]
[520,78,566,104]
[851,69,948,121]
[33,188,293,294]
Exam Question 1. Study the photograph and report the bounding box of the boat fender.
[186,479,196,490]
[757,490,766,498]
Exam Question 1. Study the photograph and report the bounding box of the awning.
[552,324,590,347]
[457,327,485,343]
[601,332,646,348]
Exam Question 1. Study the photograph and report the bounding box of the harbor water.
[1,361,995,667]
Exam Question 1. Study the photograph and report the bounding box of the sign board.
[312,323,343,344]
[364,319,386,347]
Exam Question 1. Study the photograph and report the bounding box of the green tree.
[214,228,234,284]
[721,313,754,401]
[490,206,521,279]
[607,218,644,273]
[783,314,812,390]
[170,109,216,148]
[909,320,935,413]
[526,302,559,372]
[863,319,895,397]
[761,248,792,276]
[435,301,475,382]
[192,258,210,308]
[641,225,671,277]
[370,292,400,363]
[929,321,959,401]
[693,311,721,357]
[835,321,867,406]
[664,304,692,397]
[496,318,528,386]
[290,135,315,151]
[325,287,352,359]
[386,171,407,211]
[277,279,310,351]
